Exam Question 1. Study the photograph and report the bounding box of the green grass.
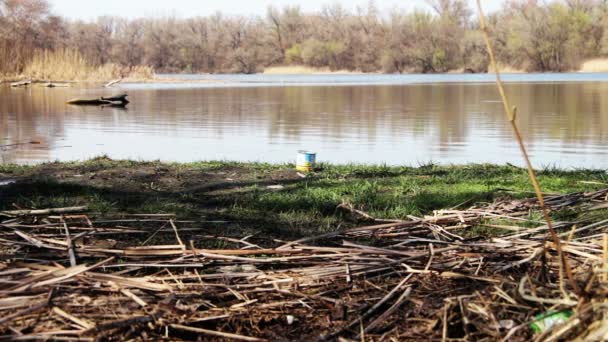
[1,158,606,239]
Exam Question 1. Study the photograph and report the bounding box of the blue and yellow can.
[296,151,316,172]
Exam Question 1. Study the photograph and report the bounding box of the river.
[1,73,607,168]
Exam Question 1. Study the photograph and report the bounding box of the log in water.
[67,93,129,107]
[11,80,32,88]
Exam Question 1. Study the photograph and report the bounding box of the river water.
[1,73,607,168]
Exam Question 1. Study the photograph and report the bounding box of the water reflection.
[1,79,607,167]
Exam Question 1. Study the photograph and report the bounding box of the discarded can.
[296,151,316,172]
[530,310,573,334]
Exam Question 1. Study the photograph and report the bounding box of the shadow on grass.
[0,178,506,241]
[1,162,605,239]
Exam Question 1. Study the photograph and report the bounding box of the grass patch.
[1,158,606,239]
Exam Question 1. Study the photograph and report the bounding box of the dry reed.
[22,49,154,82]
[0,188,606,340]
[477,3,607,339]
[476,0,577,292]
[579,58,608,73]
[486,62,526,74]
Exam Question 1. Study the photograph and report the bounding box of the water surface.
[1,74,607,168]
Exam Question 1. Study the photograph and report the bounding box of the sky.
[48,0,505,20]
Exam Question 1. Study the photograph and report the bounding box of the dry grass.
[263,65,362,75]
[487,62,526,74]
[22,49,154,82]
[579,58,608,73]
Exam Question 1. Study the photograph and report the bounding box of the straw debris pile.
[1,189,607,341]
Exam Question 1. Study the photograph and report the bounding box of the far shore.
[2,59,608,85]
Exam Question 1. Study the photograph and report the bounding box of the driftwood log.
[42,82,69,88]
[67,94,129,107]
[11,80,31,87]
[105,78,123,88]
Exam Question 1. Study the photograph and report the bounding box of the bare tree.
[3,0,608,75]
[267,6,284,58]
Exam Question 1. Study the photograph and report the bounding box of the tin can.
[296,151,316,172]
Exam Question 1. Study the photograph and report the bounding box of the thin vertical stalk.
[475,0,578,294]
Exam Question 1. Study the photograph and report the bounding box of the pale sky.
[49,0,505,20]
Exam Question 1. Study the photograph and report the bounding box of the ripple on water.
[0,180,16,186]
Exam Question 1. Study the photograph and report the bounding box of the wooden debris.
[10,80,31,87]
[67,94,129,107]
[41,82,69,88]
[0,189,606,340]
[0,206,87,217]
[104,78,123,88]
[170,324,266,341]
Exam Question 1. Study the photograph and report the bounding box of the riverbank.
[1,157,606,239]
[4,58,608,85]
[263,65,366,75]
[1,158,607,341]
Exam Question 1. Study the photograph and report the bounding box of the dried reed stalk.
[475,0,578,293]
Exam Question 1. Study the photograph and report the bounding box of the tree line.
[1,0,608,76]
